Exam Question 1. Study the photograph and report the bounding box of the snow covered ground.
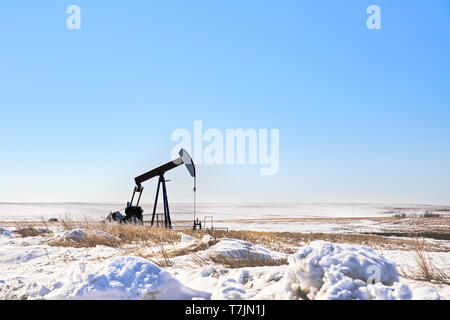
[0,223,449,300]
[1,202,449,233]
[1,202,449,221]
[1,203,449,300]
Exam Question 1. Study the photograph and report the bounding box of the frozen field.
[1,224,449,300]
[1,202,449,233]
[1,203,449,300]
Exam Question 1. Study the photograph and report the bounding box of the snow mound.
[56,228,119,243]
[180,233,195,243]
[51,256,211,300]
[64,228,88,242]
[285,241,441,300]
[209,238,282,260]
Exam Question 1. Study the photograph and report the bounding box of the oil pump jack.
[107,149,196,228]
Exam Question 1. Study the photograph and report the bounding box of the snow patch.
[410,285,442,300]
[213,278,246,299]
[0,247,49,264]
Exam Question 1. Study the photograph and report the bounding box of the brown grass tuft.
[189,242,288,269]
[207,252,288,268]
[14,221,53,237]
[57,217,181,245]
[123,245,174,268]
[182,228,447,252]
[48,232,121,248]
[398,240,450,285]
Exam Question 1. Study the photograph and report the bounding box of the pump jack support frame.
[151,175,172,228]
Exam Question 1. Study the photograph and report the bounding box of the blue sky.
[0,1,449,204]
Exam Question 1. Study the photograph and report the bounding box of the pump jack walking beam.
[134,158,183,190]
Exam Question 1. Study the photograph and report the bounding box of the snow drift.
[281,241,441,300]
[209,238,283,259]
[53,228,119,243]
[49,256,211,300]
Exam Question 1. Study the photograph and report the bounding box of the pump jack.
[107,149,196,228]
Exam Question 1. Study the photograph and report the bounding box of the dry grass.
[57,217,181,245]
[15,227,52,237]
[9,216,181,248]
[123,245,173,268]
[53,218,182,263]
[7,217,449,253]
[182,228,447,252]
[207,253,287,268]
[164,239,220,258]
[191,252,288,269]
[48,232,122,248]
[96,223,179,244]
[189,242,288,269]
[122,237,220,266]
[398,240,450,285]
[53,217,448,251]
[14,221,53,237]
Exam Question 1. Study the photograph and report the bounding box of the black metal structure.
[126,149,196,228]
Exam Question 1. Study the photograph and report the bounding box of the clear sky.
[1,1,449,204]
